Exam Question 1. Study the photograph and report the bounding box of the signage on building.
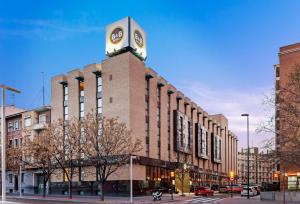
[105,16,147,61]
[174,110,192,154]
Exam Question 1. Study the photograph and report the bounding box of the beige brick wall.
[50,51,238,182]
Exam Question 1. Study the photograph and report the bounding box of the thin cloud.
[177,81,274,150]
[0,18,103,39]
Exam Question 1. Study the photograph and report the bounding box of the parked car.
[219,186,228,193]
[241,187,257,197]
[251,185,261,195]
[211,184,219,191]
[194,187,214,196]
[227,184,242,193]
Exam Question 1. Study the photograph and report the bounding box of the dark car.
[194,187,214,196]
[211,184,219,191]
[219,186,229,193]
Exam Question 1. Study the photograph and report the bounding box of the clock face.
[134,29,144,48]
[110,27,124,44]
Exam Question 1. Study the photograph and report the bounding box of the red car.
[227,185,242,193]
[194,187,214,196]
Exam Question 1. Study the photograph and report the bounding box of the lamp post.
[241,113,250,199]
[1,84,21,201]
[130,155,136,203]
[170,171,175,200]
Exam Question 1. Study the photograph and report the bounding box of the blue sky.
[1,0,300,149]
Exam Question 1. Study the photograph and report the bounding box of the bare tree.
[22,124,58,197]
[50,118,82,199]
[81,113,142,201]
[258,64,300,171]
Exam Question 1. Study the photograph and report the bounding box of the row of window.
[8,114,47,133]
[62,74,103,121]
[145,78,150,157]
[8,138,22,148]
[8,173,24,184]
[157,86,161,159]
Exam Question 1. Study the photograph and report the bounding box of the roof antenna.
[11,93,15,106]
[42,72,45,106]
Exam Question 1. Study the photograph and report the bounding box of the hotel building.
[50,17,238,195]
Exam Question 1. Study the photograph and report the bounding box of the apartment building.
[50,17,238,195]
[4,106,51,194]
[275,42,300,191]
[237,147,276,185]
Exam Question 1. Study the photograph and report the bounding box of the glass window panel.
[24,117,32,127]
[39,114,46,124]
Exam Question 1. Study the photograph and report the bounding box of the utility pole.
[1,84,21,202]
[130,155,136,203]
[241,113,250,199]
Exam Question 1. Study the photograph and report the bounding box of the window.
[199,126,208,157]
[8,122,13,132]
[213,135,221,162]
[157,86,161,159]
[21,173,24,183]
[145,78,150,157]
[167,93,171,161]
[14,138,19,148]
[79,168,85,181]
[8,140,12,148]
[79,81,84,120]
[97,98,102,114]
[8,174,12,183]
[39,114,46,124]
[96,75,102,115]
[14,120,19,131]
[63,84,69,121]
[64,106,69,121]
[24,117,31,127]
[288,176,297,190]
[64,85,68,101]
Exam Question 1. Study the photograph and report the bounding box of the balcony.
[33,123,46,130]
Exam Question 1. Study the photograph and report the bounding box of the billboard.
[174,110,192,154]
[105,16,147,61]
[195,124,208,158]
[212,134,221,163]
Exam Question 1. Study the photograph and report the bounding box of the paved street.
[1,194,300,204]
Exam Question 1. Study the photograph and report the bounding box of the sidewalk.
[219,196,300,204]
[8,193,194,204]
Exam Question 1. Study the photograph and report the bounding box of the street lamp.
[1,84,21,201]
[241,113,250,199]
[170,171,175,200]
[130,155,136,203]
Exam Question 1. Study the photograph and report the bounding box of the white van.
[241,186,257,196]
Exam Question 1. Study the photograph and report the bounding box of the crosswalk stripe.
[186,197,221,203]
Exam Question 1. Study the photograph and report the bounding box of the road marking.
[185,197,221,203]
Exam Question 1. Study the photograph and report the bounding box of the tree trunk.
[43,174,46,197]
[42,165,47,197]
[99,181,105,201]
[69,180,72,199]
[181,171,184,196]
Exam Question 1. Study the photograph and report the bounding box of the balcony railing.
[33,123,46,130]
